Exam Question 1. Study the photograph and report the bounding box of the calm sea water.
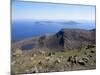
[11,21,95,42]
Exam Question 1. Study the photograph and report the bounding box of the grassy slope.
[11,47,96,74]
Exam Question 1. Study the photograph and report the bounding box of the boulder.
[73,56,79,64]
[38,61,43,65]
[47,52,52,56]
[82,57,89,63]
[45,57,51,61]
[55,58,61,63]
[67,56,79,64]
[39,51,45,55]
[32,54,36,57]
[67,56,72,62]
[78,59,85,65]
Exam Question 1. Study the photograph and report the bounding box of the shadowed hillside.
[12,28,95,51]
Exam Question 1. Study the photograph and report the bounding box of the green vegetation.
[11,46,96,74]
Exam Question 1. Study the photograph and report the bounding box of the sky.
[12,0,95,21]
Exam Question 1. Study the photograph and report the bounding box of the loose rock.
[82,57,89,63]
[78,59,85,65]
[55,58,61,63]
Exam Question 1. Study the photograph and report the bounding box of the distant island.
[34,21,80,25]
[60,21,80,25]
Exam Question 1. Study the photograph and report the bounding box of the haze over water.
[12,1,95,42]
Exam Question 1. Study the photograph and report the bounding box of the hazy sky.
[12,0,95,21]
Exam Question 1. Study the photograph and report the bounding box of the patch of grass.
[11,47,96,74]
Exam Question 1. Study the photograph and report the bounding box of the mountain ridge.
[12,28,95,52]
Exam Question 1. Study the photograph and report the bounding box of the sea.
[11,20,95,42]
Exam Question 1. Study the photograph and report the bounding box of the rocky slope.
[11,28,96,74]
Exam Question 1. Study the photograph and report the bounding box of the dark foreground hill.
[12,28,95,52]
